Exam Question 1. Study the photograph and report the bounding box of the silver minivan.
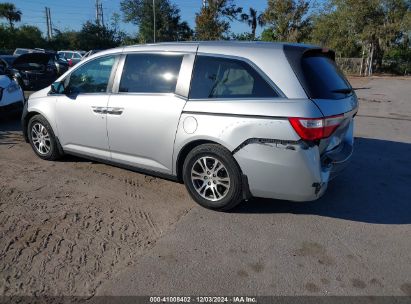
[22,42,358,210]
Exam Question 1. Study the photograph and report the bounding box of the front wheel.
[183,144,243,211]
[28,114,62,161]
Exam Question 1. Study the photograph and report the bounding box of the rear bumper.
[322,140,353,180]
[234,139,353,202]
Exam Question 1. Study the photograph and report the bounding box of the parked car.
[0,65,24,116]
[13,48,35,56]
[7,53,59,91]
[58,50,85,67]
[0,55,18,67]
[22,42,358,211]
[52,53,69,75]
[82,49,104,61]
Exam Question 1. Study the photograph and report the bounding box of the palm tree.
[0,3,22,29]
[241,7,265,40]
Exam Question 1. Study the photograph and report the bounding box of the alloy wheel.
[190,156,231,201]
[31,123,51,155]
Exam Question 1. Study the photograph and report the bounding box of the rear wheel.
[183,144,243,211]
[28,114,62,161]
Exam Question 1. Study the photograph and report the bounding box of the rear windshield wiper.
[331,88,353,94]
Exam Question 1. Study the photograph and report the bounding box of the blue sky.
[11,0,270,37]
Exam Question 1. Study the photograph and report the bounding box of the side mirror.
[50,81,65,94]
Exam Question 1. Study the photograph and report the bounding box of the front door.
[55,55,117,160]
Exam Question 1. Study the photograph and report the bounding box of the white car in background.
[58,50,86,67]
[0,68,24,116]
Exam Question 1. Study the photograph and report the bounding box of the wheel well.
[22,111,41,142]
[176,140,220,181]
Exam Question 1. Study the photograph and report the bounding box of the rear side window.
[301,55,352,99]
[190,56,278,99]
[119,53,183,93]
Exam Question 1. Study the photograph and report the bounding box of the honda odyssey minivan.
[22,42,358,210]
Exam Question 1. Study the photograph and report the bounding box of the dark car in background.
[7,53,65,91]
[0,55,18,68]
[13,48,34,56]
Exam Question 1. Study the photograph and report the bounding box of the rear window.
[190,56,278,99]
[301,54,352,99]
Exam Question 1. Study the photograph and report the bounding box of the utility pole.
[95,0,104,26]
[45,7,52,40]
[95,0,99,25]
[153,0,156,43]
[202,0,207,8]
[100,3,104,26]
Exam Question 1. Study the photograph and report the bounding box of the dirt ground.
[0,76,410,298]
[0,130,193,296]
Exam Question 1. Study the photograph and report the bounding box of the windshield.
[14,49,29,56]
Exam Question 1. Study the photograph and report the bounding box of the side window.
[65,55,115,94]
[73,53,82,59]
[119,53,183,93]
[190,56,278,99]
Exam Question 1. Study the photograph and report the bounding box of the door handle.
[91,107,124,115]
[107,107,124,115]
[92,106,107,114]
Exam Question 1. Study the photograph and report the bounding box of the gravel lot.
[0,77,410,298]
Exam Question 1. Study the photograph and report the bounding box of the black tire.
[27,114,62,161]
[182,144,243,211]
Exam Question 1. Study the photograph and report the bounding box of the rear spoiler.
[284,45,335,62]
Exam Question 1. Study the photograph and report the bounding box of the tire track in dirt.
[0,130,193,297]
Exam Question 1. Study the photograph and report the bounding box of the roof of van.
[122,41,318,50]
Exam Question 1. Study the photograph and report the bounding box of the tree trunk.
[368,43,374,76]
[360,46,365,76]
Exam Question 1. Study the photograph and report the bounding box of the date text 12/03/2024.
[149,296,257,303]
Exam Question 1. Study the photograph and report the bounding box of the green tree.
[240,7,265,40]
[0,24,12,50]
[262,0,311,42]
[195,0,243,40]
[310,0,410,74]
[14,25,45,48]
[51,29,80,50]
[120,0,193,43]
[77,21,124,50]
[231,32,257,41]
[0,24,46,50]
[0,2,22,29]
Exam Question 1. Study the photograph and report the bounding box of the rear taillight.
[289,115,344,141]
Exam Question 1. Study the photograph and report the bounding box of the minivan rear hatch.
[284,45,358,156]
